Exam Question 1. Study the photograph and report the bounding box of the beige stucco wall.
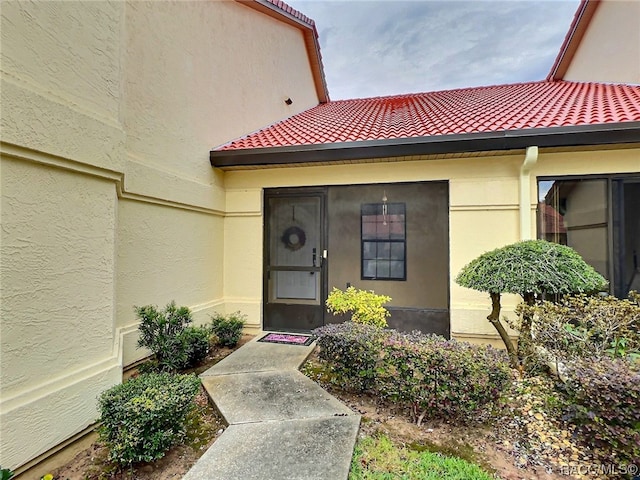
[223,146,640,340]
[0,158,123,469]
[563,0,640,84]
[1,0,320,471]
[123,0,319,183]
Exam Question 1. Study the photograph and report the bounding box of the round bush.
[98,373,200,466]
[210,312,246,347]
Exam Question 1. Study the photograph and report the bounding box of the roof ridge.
[325,80,619,104]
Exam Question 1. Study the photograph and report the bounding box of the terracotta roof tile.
[264,0,315,27]
[217,81,640,151]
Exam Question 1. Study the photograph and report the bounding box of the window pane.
[377,242,391,259]
[389,221,404,239]
[363,242,376,259]
[376,260,390,278]
[538,179,608,280]
[363,260,376,278]
[390,242,404,260]
[390,261,404,278]
[376,221,390,238]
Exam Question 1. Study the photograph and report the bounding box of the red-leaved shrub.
[563,357,640,464]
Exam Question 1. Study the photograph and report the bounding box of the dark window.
[361,203,406,280]
[537,175,640,298]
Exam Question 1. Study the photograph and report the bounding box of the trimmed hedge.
[563,357,640,464]
[377,331,511,423]
[98,373,200,466]
[313,322,511,423]
[313,322,388,391]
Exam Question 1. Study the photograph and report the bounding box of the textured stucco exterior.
[0,0,320,471]
[563,0,640,84]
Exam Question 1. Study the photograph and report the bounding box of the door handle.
[311,248,326,271]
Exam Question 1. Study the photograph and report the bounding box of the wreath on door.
[281,226,306,251]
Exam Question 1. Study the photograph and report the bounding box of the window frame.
[536,173,640,298]
[360,202,407,281]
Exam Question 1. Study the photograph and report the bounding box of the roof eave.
[210,122,640,168]
[547,0,601,81]
[238,0,329,102]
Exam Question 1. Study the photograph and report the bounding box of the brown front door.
[264,188,327,332]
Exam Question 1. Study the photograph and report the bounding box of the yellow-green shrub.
[326,286,391,328]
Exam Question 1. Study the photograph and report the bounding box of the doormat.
[258,332,314,346]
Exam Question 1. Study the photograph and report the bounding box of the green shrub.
[97,373,200,466]
[376,331,511,424]
[313,323,511,422]
[135,301,193,372]
[210,311,245,347]
[562,357,640,464]
[326,286,391,328]
[312,322,389,391]
[526,294,640,361]
[0,468,14,480]
[179,325,212,368]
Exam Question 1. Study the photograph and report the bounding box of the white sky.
[288,0,581,100]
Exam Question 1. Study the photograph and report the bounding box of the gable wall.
[0,0,319,472]
[563,0,640,84]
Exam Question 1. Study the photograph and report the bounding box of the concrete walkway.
[183,335,361,480]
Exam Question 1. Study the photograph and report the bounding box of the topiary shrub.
[325,286,391,328]
[376,331,511,424]
[562,357,640,464]
[455,240,607,367]
[210,311,245,347]
[312,322,389,391]
[97,373,200,466]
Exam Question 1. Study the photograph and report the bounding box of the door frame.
[263,186,328,332]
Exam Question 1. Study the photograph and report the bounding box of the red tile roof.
[263,0,316,27]
[218,81,640,151]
